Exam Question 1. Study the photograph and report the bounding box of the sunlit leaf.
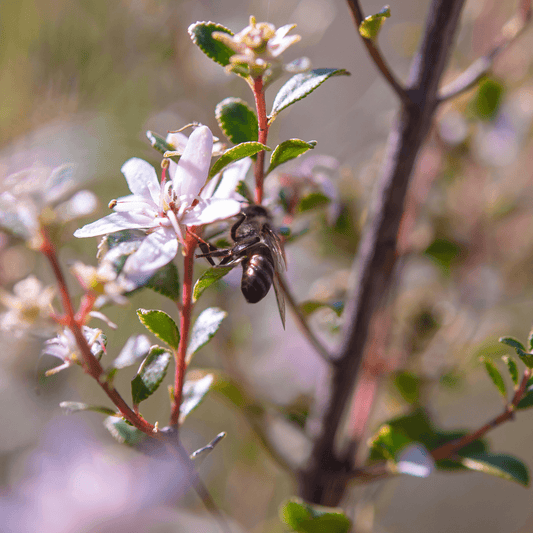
[103,416,145,446]
[215,97,258,144]
[269,69,350,121]
[145,261,180,301]
[499,336,527,355]
[110,334,151,371]
[459,453,529,487]
[188,21,235,67]
[137,309,180,350]
[501,355,519,387]
[482,357,506,398]
[131,346,172,405]
[359,5,391,40]
[266,139,316,175]
[280,497,351,533]
[298,192,331,212]
[208,142,270,180]
[179,372,216,425]
[193,265,235,302]
[59,401,116,416]
[299,300,344,317]
[393,371,421,404]
[186,307,227,364]
[471,78,504,121]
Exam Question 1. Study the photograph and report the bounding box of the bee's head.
[242,204,270,218]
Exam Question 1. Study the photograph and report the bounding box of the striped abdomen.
[241,246,275,303]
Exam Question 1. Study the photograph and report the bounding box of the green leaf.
[111,334,151,369]
[131,346,172,405]
[499,336,527,355]
[103,416,145,446]
[280,497,351,533]
[459,453,529,487]
[424,238,464,275]
[482,358,506,398]
[359,5,391,40]
[299,300,344,317]
[393,371,421,404]
[528,327,533,352]
[179,372,216,425]
[516,390,533,410]
[188,21,235,67]
[368,424,413,461]
[215,97,258,144]
[266,139,316,175]
[137,309,180,350]
[193,265,235,302]
[186,307,227,364]
[146,130,180,163]
[208,142,270,180]
[59,401,117,416]
[502,355,519,387]
[145,261,180,301]
[269,69,351,121]
[471,78,504,121]
[298,192,331,212]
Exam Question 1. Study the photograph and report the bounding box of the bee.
[196,204,286,327]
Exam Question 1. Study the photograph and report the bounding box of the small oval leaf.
[137,309,180,350]
[111,335,151,369]
[179,372,216,425]
[516,391,533,410]
[103,416,146,446]
[266,139,316,175]
[146,130,180,164]
[280,497,352,533]
[131,346,172,405]
[459,453,530,487]
[193,265,235,302]
[188,21,235,67]
[60,402,117,416]
[359,5,391,40]
[501,355,519,387]
[215,97,258,144]
[208,142,270,180]
[186,307,227,364]
[482,358,507,399]
[269,68,350,121]
[499,336,527,355]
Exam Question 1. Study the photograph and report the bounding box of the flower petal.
[212,157,251,199]
[121,158,161,206]
[74,212,156,238]
[172,126,213,198]
[182,198,242,226]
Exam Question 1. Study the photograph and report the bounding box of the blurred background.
[2,0,533,531]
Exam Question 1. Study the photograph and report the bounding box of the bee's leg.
[230,213,246,242]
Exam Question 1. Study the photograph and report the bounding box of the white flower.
[74,126,247,285]
[43,326,106,375]
[212,16,301,75]
[0,276,55,337]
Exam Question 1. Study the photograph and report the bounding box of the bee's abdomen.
[241,250,275,304]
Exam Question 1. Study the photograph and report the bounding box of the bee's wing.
[264,226,287,272]
[273,271,286,330]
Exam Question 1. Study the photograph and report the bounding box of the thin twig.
[345,0,410,105]
[252,75,269,204]
[277,274,332,363]
[438,0,532,102]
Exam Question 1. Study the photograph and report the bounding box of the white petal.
[212,158,251,199]
[121,226,178,280]
[172,126,213,198]
[166,132,189,152]
[121,158,161,205]
[200,173,220,200]
[182,198,242,226]
[73,212,155,238]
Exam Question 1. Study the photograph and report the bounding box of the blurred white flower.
[74,126,246,286]
[212,16,301,75]
[43,325,106,375]
[0,163,97,247]
[0,275,55,337]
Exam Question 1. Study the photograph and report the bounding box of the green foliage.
[208,142,270,180]
[501,355,519,387]
[299,300,344,318]
[359,6,391,40]
[393,371,421,404]
[131,346,172,405]
[103,416,145,446]
[144,262,181,301]
[59,401,116,416]
[482,357,507,398]
[266,139,316,175]
[298,192,331,213]
[215,97,258,144]
[424,238,464,275]
[179,372,216,425]
[193,265,235,302]
[280,498,352,533]
[500,336,533,368]
[188,21,235,67]
[137,309,180,350]
[471,78,504,121]
[269,69,351,121]
[146,130,180,164]
[459,453,529,487]
[186,307,227,364]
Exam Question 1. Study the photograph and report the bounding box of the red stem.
[252,76,269,204]
[40,229,155,436]
[170,230,196,426]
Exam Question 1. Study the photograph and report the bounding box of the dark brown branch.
[438,0,532,102]
[345,0,410,105]
[298,0,467,506]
